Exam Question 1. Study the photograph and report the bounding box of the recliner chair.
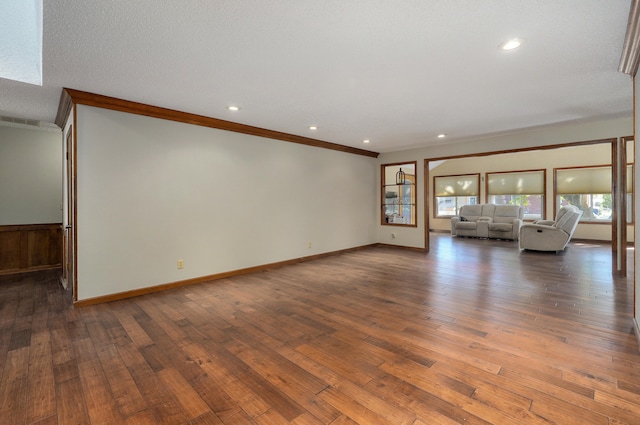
[519,205,583,252]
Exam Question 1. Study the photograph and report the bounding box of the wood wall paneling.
[0,230,21,270]
[0,224,62,275]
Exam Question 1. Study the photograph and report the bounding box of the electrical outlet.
[177,259,184,269]
[308,241,312,249]
[391,233,396,239]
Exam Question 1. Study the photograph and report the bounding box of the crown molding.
[55,88,379,158]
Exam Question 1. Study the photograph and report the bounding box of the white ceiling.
[0,0,634,153]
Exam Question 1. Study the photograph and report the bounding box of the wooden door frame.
[613,136,633,277]
[62,128,71,288]
[62,117,77,301]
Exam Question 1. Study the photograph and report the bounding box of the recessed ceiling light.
[309,126,318,130]
[437,134,446,139]
[499,37,525,51]
[363,139,370,144]
[227,105,240,111]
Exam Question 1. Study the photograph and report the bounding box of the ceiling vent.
[0,115,59,131]
[1,115,40,127]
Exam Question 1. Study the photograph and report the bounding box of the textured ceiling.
[0,0,634,152]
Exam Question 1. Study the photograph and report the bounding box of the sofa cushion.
[552,206,582,233]
[554,212,572,231]
[481,204,496,217]
[553,206,571,223]
[493,205,523,222]
[456,221,478,230]
[493,216,516,224]
[489,223,513,232]
[554,211,581,234]
[460,204,483,217]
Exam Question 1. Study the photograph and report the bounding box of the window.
[555,165,633,223]
[1,0,43,85]
[434,174,479,217]
[487,170,545,220]
[382,162,417,225]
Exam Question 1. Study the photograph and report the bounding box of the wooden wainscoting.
[0,223,62,276]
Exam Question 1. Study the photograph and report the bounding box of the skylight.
[0,0,43,86]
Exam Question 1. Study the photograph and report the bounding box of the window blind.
[556,167,609,194]
[556,166,632,194]
[434,174,479,196]
[487,170,544,195]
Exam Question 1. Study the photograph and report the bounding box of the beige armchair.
[519,205,583,252]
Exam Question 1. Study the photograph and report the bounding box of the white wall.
[75,106,377,300]
[377,116,633,248]
[0,124,62,225]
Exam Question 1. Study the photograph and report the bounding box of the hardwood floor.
[1,234,639,424]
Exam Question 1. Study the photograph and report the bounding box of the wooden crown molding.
[55,88,379,158]
[425,137,619,162]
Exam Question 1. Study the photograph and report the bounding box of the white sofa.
[519,205,583,252]
[451,204,524,240]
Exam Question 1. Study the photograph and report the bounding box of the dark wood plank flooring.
[1,234,638,424]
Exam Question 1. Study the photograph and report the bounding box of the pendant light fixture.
[396,168,406,185]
